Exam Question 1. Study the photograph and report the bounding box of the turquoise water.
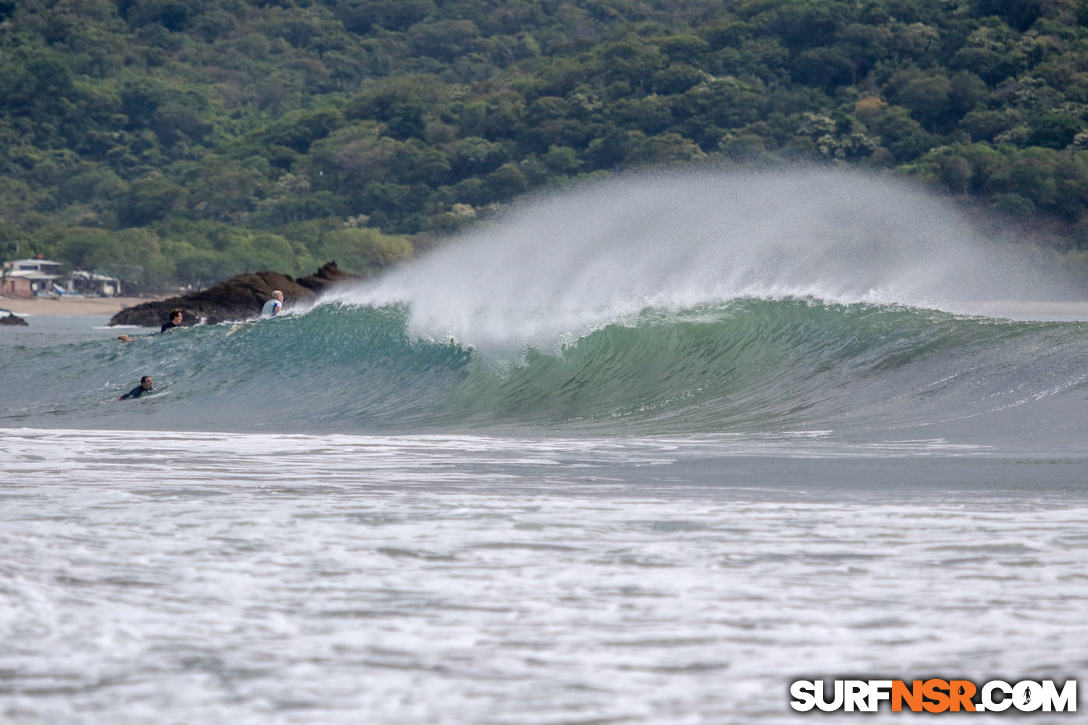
[2,170,1087,722]
[1,300,1086,453]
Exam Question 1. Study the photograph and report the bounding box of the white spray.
[328,168,1080,352]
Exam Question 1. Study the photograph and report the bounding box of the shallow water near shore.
[3,427,1087,723]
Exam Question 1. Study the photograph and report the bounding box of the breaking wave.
[4,169,1086,448]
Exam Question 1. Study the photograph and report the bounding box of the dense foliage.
[3,0,1088,288]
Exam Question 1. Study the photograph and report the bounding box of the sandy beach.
[0,295,164,317]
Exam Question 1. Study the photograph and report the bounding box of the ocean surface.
[2,170,1087,722]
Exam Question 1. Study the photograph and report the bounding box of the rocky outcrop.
[109,261,361,327]
[0,309,29,326]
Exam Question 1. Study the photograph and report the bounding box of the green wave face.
[4,299,1086,449]
[4,171,1085,446]
[439,299,1088,439]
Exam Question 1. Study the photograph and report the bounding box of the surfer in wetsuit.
[161,309,183,332]
[119,376,153,400]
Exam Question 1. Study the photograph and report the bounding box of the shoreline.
[0,295,165,317]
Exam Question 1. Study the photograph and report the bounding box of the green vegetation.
[4,0,1088,288]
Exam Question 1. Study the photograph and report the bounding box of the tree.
[1027,112,1083,149]
[896,74,953,132]
[791,47,855,90]
[959,109,1012,142]
[252,107,345,154]
[870,107,937,162]
[389,140,451,186]
[992,192,1035,217]
[974,0,1044,32]
[0,220,30,262]
[408,20,482,62]
[543,145,580,174]
[658,34,710,63]
[627,132,706,166]
[305,125,397,196]
[335,0,436,33]
[482,163,528,201]
[448,136,508,178]
[584,129,632,169]
[937,155,971,194]
[56,165,127,208]
[117,175,187,227]
[317,228,412,273]
[186,160,266,221]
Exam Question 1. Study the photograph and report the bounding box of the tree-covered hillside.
[3,0,1088,288]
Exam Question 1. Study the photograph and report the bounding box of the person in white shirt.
[261,290,284,317]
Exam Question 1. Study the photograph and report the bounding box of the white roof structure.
[4,259,63,275]
[70,270,120,282]
[6,270,59,280]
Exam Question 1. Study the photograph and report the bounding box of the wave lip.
[329,168,1084,353]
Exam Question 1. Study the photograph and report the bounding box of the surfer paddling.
[119,376,154,400]
[161,308,184,332]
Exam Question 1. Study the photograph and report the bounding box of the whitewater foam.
[3,427,1087,723]
[327,168,1082,352]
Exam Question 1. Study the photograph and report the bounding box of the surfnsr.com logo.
[789,679,1077,713]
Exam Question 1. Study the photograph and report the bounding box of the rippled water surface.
[3,429,1086,723]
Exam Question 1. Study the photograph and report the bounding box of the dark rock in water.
[0,309,29,326]
[296,260,358,292]
[109,261,361,327]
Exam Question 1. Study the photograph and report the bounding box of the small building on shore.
[2,275,32,298]
[1,259,64,298]
[1,260,125,298]
[68,270,124,296]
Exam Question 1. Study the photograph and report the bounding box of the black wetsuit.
[120,385,152,400]
[161,321,179,332]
